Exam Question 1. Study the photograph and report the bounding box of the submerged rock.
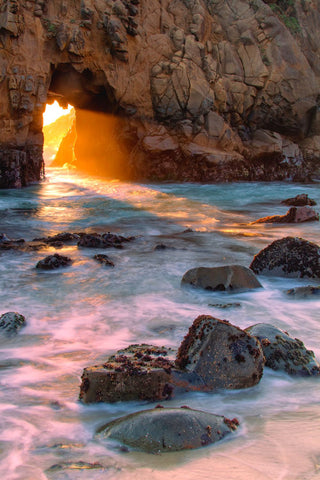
[181,265,262,291]
[285,285,320,299]
[252,206,319,224]
[0,233,25,250]
[281,194,317,207]
[36,253,72,270]
[93,254,115,267]
[0,312,26,335]
[96,407,239,453]
[176,315,265,390]
[246,323,320,376]
[250,237,320,278]
[208,303,241,309]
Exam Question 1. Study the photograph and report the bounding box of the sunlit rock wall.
[1,0,320,186]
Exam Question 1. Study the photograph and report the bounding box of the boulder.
[0,312,26,335]
[246,323,320,376]
[281,194,317,206]
[79,344,179,403]
[252,206,319,223]
[250,237,320,278]
[181,265,262,291]
[176,315,265,390]
[285,285,320,299]
[93,254,115,267]
[36,253,72,270]
[96,407,239,453]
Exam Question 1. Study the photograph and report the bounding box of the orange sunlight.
[43,101,73,126]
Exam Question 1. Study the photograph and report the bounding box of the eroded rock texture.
[1,0,320,186]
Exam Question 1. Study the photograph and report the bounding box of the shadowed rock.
[96,407,239,453]
[246,323,320,376]
[181,265,262,291]
[285,285,320,299]
[176,315,265,390]
[36,253,72,270]
[252,206,319,224]
[93,254,115,267]
[77,232,134,249]
[250,237,320,278]
[281,194,317,206]
[0,312,26,336]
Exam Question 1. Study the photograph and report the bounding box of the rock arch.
[1,0,320,187]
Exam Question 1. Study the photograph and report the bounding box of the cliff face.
[1,0,320,187]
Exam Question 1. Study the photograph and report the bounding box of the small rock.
[252,206,319,224]
[93,254,115,267]
[246,323,320,376]
[181,265,262,291]
[250,237,320,278]
[176,315,265,390]
[77,232,133,249]
[36,253,72,270]
[32,232,79,244]
[46,461,104,473]
[96,407,239,453]
[208,303,241,309]
[0,312,26,335]
[285,285,320,298]
[281,194,316,206]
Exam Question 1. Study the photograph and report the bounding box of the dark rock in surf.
[281,194,316,207]
[33,232,80,244]
[93,254,115,267]
[176,315,265,390]
[285,285,320,299]
[36,253,72,270]
[96,407,239,453]
[209,302,241,309]
[0,233,25,250]
[246,323,320,376]
[250,237,320,278]
[0,312,26,335]
[77,232,134,249]
[181,265,262,291]
[252,206,319,224]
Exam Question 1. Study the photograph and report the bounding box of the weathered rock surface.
[96,407,239,453]
[285,285,320,299]
[36,253,72,270]
[246,323,320,376]
[1,0,320,187]
[0,311,26,335]
[281,194,317,207]
[77,233,133,249]
[252,206,319,223]
[93,254,115,267]
[181,265,262,291]
[176,315,265,390]
[250,237,320,278]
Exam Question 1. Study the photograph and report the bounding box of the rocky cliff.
[1,0,320,187]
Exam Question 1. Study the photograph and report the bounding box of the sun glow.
[43,101,73,126]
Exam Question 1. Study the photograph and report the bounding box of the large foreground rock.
[80,317,265,403]
[176,315,265,390]
[96,407,239,453]
[181,265,262,291]
[250,237,320,278]
[0,312,26,336]
[246,324,320,376]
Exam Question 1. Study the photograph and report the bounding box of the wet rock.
[0,233,25,250]
[153,243,177,251]
[250,237,320,278]
[246,323,320,376]
[36,253,72,270]
[77,232,134,249]
[176,315,265,390]
[33,232,79,244]
[285,285,320,299]
[96,407,239,453]
[208,302,241,309]
[93,254,115,267]
[0,312,26,336]
[79,344,178,403]
[181,265,262,291]
[252,206,319,224]
[46,461,105,473]
[281,194,317,207]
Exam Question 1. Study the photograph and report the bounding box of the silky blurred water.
[0,168,319,480]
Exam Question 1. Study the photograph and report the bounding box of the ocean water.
[0,168,319,480]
